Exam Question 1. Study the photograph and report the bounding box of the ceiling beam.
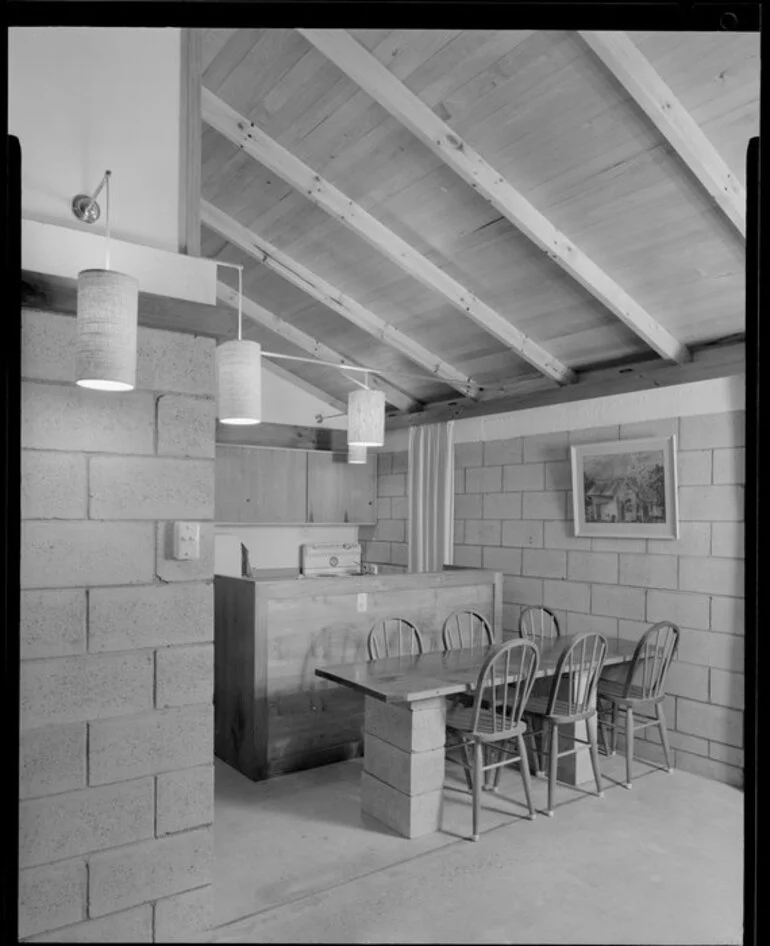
[216,279,417,412]
[202,199,475,399]
[202,87,575,385]
[578,30,746,239]
[261,358,346,413]
[298,28,691,366]
[386,340,745,429]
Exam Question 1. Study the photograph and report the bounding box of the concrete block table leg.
[360,696,446,838]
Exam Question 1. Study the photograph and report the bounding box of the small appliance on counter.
[300,542,363,578]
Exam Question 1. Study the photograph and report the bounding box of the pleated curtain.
[407,421,455,573]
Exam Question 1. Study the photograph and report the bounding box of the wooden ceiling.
[196,28,757,426]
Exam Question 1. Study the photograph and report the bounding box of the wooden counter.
[214,569,503,781]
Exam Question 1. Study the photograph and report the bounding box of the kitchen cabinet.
[306,452,376,524]
[215,446,308,523]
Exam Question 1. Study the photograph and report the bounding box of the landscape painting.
[570,436,679,539]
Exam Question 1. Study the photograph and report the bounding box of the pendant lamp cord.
[104,170,112,271]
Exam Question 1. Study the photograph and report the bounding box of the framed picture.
[570,436,679,540]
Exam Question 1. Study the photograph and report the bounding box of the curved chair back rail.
[519,606,561,644]
[442,609,494,651]
[545,632,608,721]
[624,621,680,701]
[367,617,425,660]
[470,638,540,737]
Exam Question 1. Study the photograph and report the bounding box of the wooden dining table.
[315,635,638,838]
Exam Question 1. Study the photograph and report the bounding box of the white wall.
[384,376,746,450]
[9,27,182,252]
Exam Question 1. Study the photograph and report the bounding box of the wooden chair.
[445,638,540,841]
[518,606,561,644]
[596,621,680,789]
[524,632,607,817]
[367,617,424,660]
[442,609,493,650]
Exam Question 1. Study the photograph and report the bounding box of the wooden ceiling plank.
[215,279,417,412]
[201,197,477,398]
[578,30,746,238]
[202,86,575,386]
[261,358,347,413]
[298,28,691,367]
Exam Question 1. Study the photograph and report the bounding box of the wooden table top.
[315,636,638,704]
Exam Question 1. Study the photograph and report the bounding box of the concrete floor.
[200,752,743,944]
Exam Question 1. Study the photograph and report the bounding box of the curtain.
[408,421,454,573]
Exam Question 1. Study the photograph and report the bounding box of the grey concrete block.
[619,418,679,440]
[19,778,154,868]
[674,750,743,788]
[503,463,544,492]
[522,432,569,462]
[20,724,86,799]
[21,590,86,659]
[454,494,482,519]
[679,485,743,521]
[391,497,409,520]
[88,827,213,917]
[465,466,502,493]
[679,557,744,597]
[647,590,710,630]
[543,520,591,550]
[21,652,154,729]
[567,551,618,584]
[543,579,589,613]
[89,582,213,652]
[156,522,215,582]
[379,474,406,497]
[502,520,543,548]
[157,395,216,458]
[391,451,408,474]
[483,492,521,519]
[464,520,501,546]
[502,576,543,606]
[21,521,155,588]
[89,456,214,520]
[156,644,213,708]
[648,522,711,558]
[522,491,567,520]
[565,612,617,639]
[709,669,744,709]
[679,411,744,450]
[711,522,744,559]
[22,451,87,519]
[18,858,86,939]
[454,442,483,467]
[544,460,571,490]
[677,450,712,486]
[156,764,214,835]
[377,453,392,476]
[391,543,409,566]
[592,585,646,620]
[21,310,77,383]
[676,698,742,747]
[374,519,404,542]
[712,447,745,485]
[153,885,213,942]
[137,328,215,396]
[375,498,391,519]
[619,553,678,589]
[483,438,522,466]
[453,546,482,568]
[568,425,620,445]
[710,596,744,635]
[89,705,213,785]
[27,905,153,943]
[522,549,567,579]
[482,546,522,575]
[22,382,155,454]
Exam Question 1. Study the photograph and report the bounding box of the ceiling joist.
[215,279,417,412]
[203,198,476,399]
[578,30,746,239]
[298,28,691,366]
[202,87,575,386]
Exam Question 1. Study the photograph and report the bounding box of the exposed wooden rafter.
[202,199,475,398]
[201,87,575,385]
[298,28,691,366]
[179,29,203,256]
[578,30,746,239]
[260,358,346,414]
[215,280,417,412]
[386,340,745,429]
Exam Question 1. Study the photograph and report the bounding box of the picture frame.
[570,436,679,540]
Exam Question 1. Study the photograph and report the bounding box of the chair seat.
[524,695,595,724]
[446,705,526,741]
[596,678,665,706]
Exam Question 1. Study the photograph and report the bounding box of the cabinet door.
[215,446,308,523]
[306,453,376,524]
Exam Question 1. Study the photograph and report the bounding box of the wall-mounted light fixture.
[72,171,139,391]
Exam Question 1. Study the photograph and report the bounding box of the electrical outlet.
[173,521,200,561]
[357,593,367,613]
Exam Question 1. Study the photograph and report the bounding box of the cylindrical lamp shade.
[216,339,261,425]
[347,443,367,464]
[347,388,385,446]
[75,269,139,391]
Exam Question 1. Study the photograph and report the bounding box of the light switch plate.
[173,521,200,560]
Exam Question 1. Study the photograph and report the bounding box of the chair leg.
[492,743,504,792]
[656,703,673,773]
[517,734,536,820]
[472,741,483,842]
[587,714,604,798]
[610,702,618,756]
[547,721,559,817]
[597,698,609,757]
[460,743,474,793]
[624,707,634,789]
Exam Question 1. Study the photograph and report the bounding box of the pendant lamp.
[73,171,139,391]
[347,443,367,464]
[215,264,261,425]
[347,388,385,446]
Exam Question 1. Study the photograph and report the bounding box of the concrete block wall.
[366,414,745,788]
[19,309,215,942]
[360,451,410,574]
